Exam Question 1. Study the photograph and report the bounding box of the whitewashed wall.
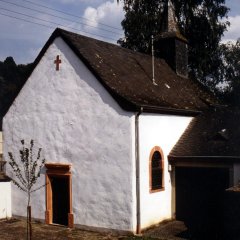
[233,163,240,186]
[3,37,136,232]
[0,132,2,156]
[0,182,11,219]
[0,132,12,219]
[138,113,192,229]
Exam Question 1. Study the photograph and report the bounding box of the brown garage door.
[175,166,230,238]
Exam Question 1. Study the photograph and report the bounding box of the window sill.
[149,187,165,193]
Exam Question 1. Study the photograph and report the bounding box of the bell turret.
[155,0,188,78]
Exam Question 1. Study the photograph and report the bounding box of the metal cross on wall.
[54,55,62,71]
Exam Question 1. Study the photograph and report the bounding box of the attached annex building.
[3,11,240,233]
[0,132,11,220]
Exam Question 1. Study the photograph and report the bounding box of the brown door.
[45,163,74,228]
[175,167,230,238]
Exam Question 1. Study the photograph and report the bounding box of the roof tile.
[34,28,220,113]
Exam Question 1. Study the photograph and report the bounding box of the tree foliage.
[8,139,45,198]
[118,0,230,89]
[118,1,165,53]
[217,40,240,105]
[0,57,33,130]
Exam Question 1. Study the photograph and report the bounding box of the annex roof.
[169,107,240,162]
[33,28,220,114]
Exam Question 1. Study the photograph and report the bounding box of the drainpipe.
[135,107,143,235]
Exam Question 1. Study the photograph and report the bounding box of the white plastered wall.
[0,132,12,219]
[233,163,240,186]
[3,37,136,232]
[0,132,2,157]
[0,182,11,219]
[138,113,192,229]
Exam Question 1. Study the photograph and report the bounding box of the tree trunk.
[27,206,32,240]
[26,206,29,240]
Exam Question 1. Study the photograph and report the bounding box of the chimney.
[154,0,188,78]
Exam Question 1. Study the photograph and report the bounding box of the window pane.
[152,151,161,161]
[152,170,162,188]
[152,151,161,168]
[151,150,163,190]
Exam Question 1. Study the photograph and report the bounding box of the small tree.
[8,139,46,240]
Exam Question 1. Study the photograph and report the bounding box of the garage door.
[175,167,230,237]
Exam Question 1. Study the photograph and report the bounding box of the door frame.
[45,163,74,228]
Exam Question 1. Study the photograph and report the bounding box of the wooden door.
[51,176,70,226]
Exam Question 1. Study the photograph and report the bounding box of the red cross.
[54,55,62,71]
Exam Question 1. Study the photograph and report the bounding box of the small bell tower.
[155,0,188,78]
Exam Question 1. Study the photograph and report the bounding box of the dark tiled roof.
[169,107,240,162]
[33,28,219,114]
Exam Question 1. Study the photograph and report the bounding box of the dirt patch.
[0,218,188,240]
[0,219,122,240]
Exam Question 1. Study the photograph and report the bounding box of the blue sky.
[0,0,239,64]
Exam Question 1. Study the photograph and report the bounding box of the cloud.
[60,0,105,3]
[222,15,240,43]
[82,0,124,43]
[0,0,124,63]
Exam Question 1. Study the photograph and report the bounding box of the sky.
[0,0,239,64]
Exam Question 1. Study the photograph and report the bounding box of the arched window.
[149,146,164,192]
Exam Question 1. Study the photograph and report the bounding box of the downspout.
[135,107,143,234]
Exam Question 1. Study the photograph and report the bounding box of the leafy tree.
[118,0,230,89]
[0,57,33,130]
[217,40,240,105]
[118,1,165,53]
[8,139,45,240]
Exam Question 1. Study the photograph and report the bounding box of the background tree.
[0,57,33,130]
[8,139,45,240]
[118,1,165,53]
[118,0,230,90]
[217,40,240,106]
